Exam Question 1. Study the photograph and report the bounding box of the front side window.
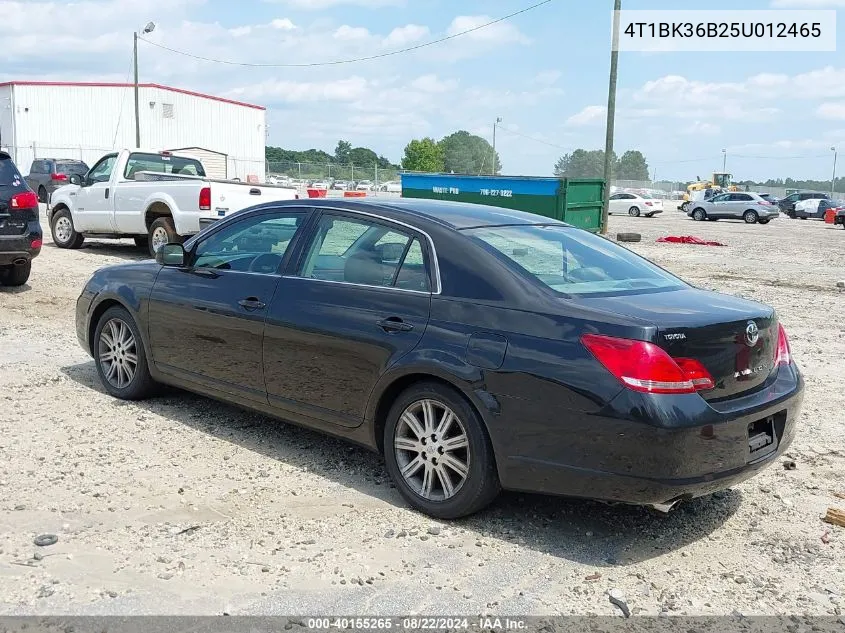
[193,211,305,274]
[299,215,430,291]
[88,155,117,183]
[464,224,686,297]
[124,153,205,180]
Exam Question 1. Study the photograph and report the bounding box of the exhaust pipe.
[648,499,683,514]
[12,258,28,266]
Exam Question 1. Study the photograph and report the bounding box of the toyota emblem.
[745,321,759,347]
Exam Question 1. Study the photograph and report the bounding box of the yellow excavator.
[680,172,739,211]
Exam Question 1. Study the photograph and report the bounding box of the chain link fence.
[265,160,401,189]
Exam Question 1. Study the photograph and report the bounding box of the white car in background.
[356,180,373,191]
[310,181,329,190]
[608,191,664,217]
[379,181,402,193]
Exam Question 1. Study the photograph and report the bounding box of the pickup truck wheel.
[50,208,85,249]
[148,217,181,256]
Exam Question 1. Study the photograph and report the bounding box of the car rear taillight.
[581,334,715,395]
[199,186,211,211]
[31,239,42,249]
[644,201,653,206]
[9,191,39,210]
[774,324,792,366]
[758,200,771,205]
[50,173,68,181]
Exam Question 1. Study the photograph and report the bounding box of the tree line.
[554,149,650,181]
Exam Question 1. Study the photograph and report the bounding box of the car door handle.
[377,317,414,332]
[238,297,266,311]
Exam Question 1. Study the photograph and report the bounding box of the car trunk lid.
[576,287,777,401]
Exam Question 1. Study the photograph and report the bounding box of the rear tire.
[744,210,759,224]
[628,206,641,217]
[50,208,85,249]
[93,306,157,400]
[692,208,706,221]
[148,217,181,257]
[383,382,500,519]
[0,262,31,287]
[37,186,48,204]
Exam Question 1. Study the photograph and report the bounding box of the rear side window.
[0,157,23,185]
[464,224,686,297]
[56,161,89,175]
[124,153,206,180]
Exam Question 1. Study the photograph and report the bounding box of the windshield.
[463,224,686,296]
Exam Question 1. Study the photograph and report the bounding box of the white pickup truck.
[48,149,298,256]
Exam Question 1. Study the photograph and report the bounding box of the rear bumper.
[496,364,804,507]
[0,224,42,264]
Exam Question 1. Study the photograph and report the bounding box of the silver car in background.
[687,192,779,225]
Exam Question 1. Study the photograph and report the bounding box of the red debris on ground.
[656,236,727,247]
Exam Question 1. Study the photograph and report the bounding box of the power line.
[496,126,571,151]
[138,0,554,68]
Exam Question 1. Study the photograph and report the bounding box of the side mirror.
[69,174,83,186]
[155,243,186,267]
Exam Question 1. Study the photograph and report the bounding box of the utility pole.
[832,147,838,195]
[133,22,156,148]
[601,0,622,235]
[722,148,727,173]
[492,117,502,175]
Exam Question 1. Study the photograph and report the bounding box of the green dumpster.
[399,173,605,232]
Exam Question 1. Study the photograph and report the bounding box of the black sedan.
[75,199,804,519]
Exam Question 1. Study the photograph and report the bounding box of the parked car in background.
[835,207,845,228]
[75,198,803,519]
[608,192,664,217]
[379,181,402,193]
[356,180,373,191]
[777,191,829,217]
[688,192,779,224]
[332,180,349,191]
[0,152,41,286]
[48,149,298,256]
[310,181,329,190]
[25,158,89,203]
[793,197,844,220]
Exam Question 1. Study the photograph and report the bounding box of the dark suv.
[777,191,829,217]
[0,152,42,286]
[24,158,89,203]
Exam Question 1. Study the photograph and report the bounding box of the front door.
[147,207,310,402]
[72,153,118,232]
[264,211,433,427]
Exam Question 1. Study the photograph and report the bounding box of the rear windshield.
[55,161,89,175]
[463,224,687,296]
[124,153,206,179]
[0,157,23,185]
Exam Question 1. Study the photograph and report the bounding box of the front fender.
[49,186,79,219]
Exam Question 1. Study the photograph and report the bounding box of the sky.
[1,0,845,182]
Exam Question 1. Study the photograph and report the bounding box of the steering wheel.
[249,253,282,274]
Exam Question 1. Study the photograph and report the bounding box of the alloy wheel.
[394,399,470,501]
[97,318,138,389]
[151,227,169,253]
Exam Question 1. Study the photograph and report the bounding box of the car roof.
[323,198,567,230]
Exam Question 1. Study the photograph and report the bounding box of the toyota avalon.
[75,199,804,519]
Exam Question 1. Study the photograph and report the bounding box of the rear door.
[263,210,433,427]
[0,156,35,237]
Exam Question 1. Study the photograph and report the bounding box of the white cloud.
[263,0,403,8]
[682,121,722,135]
[383,24,429,47]
[270,18,297,30]
[566,105,606,126]
[817,102,845,120]
[446,15,530,44]
[229,26,252,37]
[333,25,370,40]
[409,74,458,93]
[226,77,370,103]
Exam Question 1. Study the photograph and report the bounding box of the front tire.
[744,210,759,224]
[93,306,156,400]
[383,382,500,519]
[148,217,182,257]
[1,262,31,287]
[50,208,85,249]
[692,208,706,221]
[628,206,641,217]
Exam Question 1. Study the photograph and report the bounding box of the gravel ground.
[0,205,843,616]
